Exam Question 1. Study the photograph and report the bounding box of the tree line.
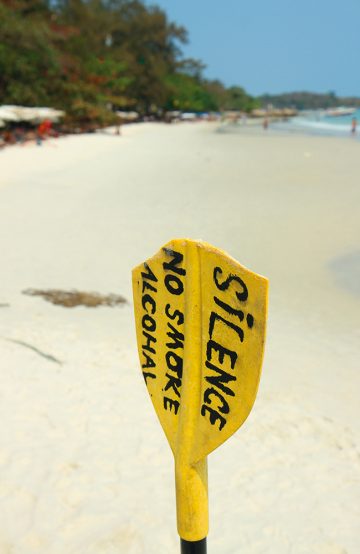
[0,0,258,127]
[259,91,360,110]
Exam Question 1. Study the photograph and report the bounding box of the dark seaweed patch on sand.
[23,289,127,308]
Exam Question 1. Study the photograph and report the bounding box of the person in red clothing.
[36,119,52,145]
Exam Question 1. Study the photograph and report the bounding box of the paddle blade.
[132,239,268,462]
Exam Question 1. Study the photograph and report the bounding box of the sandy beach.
[0,122,359,554]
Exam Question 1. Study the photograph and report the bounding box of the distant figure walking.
[351,117,357,136]
[263,117,269,130]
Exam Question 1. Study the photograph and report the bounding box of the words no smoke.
[139,248,255,431]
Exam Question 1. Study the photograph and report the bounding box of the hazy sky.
[150,0,359,97]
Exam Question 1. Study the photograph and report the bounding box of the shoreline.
[218,116,360,141]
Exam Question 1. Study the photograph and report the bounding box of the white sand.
[0,123,359,554]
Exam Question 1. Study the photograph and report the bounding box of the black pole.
[180,538,207,554]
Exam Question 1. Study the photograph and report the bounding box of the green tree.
[0,2,63,105]
[223,86,258,112]
[48,0,131,123]
[165,73,218,112]
[202,79,227,110]
[110,0,187,113]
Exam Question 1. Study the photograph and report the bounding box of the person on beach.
[263,117,269,130]
[351,117,357,136]
[36,119,52,145]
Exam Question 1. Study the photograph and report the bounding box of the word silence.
[132,238,268,463]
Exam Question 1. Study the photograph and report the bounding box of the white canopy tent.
[0,105,65,125]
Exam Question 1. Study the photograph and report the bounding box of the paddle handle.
[181,537,207,554]
[175,457,208,541]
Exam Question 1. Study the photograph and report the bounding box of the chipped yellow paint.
[132,239,268,541]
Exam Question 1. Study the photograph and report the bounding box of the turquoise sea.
[272,108,360,139]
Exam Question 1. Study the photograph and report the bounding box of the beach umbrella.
[0,105,37,122]
[0,105,65,124]
[12,106,39,123]
[33,107,65,122]
[0,106,20,122]
[251,109,267,118]
[116,111,139,121]
[132,238,268,553]
[181,112,197,121]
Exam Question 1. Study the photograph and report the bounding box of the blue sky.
[149,0,359,97]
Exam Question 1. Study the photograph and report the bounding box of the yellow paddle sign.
[132,238,268,543]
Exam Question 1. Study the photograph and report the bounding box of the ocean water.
[272,108,360,139]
